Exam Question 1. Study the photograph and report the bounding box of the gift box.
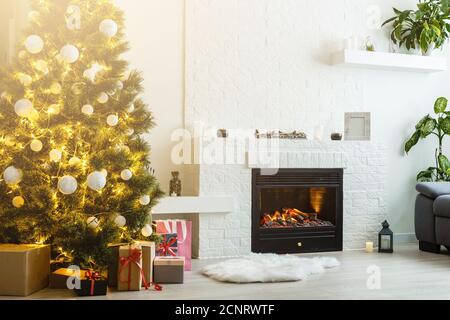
[74,271,108,297]
[49,268,79,289]
[154,256,185,284]
[108,241,155,288]
[117,244,145,291]
[157,233,178,257]
[0,244,50,296]
[156,220,192,271]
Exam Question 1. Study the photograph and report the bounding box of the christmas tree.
[0,0,163,270]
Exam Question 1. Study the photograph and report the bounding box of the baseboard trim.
[395,233,417,244]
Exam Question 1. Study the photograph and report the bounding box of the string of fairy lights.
[0,2,154,240]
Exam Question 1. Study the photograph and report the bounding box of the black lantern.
[378,220,393,253]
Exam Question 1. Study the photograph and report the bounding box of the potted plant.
[382,0,450,55]
[405,97,450,181]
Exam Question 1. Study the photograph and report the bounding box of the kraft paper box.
[108,241,155,288]
[154,256,185,284]
[117,244,143,291]
[0,244,50,296]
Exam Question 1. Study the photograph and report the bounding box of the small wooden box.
[154,256,185,284]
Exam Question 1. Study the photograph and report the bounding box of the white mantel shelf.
[152,196,234,215]
[331,49,447,73]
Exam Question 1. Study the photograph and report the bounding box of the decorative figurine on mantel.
[170,171,182,197]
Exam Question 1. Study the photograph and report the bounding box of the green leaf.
[420,30,429,51]
[382,16,398,27]
[417,169,434,182]
[439,154,450,173]
[420,118,437,138]
[440,116,450,134]
[415,115,430,130]
[405,131,421,154]
[434,97,448,113]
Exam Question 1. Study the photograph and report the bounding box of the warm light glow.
[310,187,326,213]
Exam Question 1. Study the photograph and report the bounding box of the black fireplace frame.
[251,168,343,254]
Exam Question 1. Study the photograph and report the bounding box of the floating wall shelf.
[152,196,234,215]
[331,49,447,73]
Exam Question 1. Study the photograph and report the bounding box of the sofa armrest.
[416,182,450,200]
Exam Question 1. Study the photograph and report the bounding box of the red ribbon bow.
[119,246,162,291]
[85,270,101,296]
[158,236,177,256]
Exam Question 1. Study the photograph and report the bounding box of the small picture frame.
[344,112,371,141]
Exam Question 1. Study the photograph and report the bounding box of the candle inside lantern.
[365,241,374,253]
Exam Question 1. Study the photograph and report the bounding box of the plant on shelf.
[382,0,450,55]
[405,97,450,182]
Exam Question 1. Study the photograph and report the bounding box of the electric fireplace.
[251,168,343,253]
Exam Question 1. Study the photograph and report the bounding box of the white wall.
[116,0,186,194]
[185,0,450,235]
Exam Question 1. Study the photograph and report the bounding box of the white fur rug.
[202,253,340,283]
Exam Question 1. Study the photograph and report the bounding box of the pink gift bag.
[155,220,192,271]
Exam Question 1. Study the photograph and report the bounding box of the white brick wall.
[197,140,387,258]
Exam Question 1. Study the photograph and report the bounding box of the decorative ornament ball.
[86,216,100,229]
[28,11,39,21]
[19,74,32,87]
[58,175,78,195]
[114,215,127,228]
[141,224,153,238]
[100,169,108,178]
[25,35,44,54]
[87,171,107,191]
[30,139,43,152]
[14,99,33,117]
[99,19,118,38]
[49,149,63,162]
[47,104,60,115]
[60,44,79,64]
[35,59,49,74]
[107,114,119,127]
[127,104,135,113]
[139,195,151,206]
[97,92,109,104]
[120,169,133,181]
[3,166,23,185]
[50,83,62,95]
[68,156,81,166]
[18,50,27,59]
[116,81,124,90]
[12,196,25,208]
[81,104,94,116]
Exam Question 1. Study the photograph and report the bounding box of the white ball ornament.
[12,196,25,208]
[14,99,33,117]
[87,171,107,191]
[49,149,62,162]
[3,166,22,185]
[81,104,94,116]
[100,169,108,178]
[107,115,119,127]
[141,224,153,238]
[99,19,118,38]
[30,139,43,152]
[58,176,78,195]
[25,35,44,54]
[69,156,81,166]
[97,92,109,104]
[86,216,100,229]
[114,215,127,228]
[19,74,32,86]
[120,169,133,181]
[60,44,79,64]
[139,195,151,206]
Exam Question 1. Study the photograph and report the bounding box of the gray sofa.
[416,183,450,253]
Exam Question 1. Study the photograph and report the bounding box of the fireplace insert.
[252,168,343,254]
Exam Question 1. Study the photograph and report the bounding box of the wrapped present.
[49,268,79,289]
[157,233,178,257]
[154,256,185,284]
[75,270,108,297]
[0,244,50,296]
[156,220,192,270]
[108,241,155,288]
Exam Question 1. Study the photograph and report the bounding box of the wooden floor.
[4,244,450,300]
